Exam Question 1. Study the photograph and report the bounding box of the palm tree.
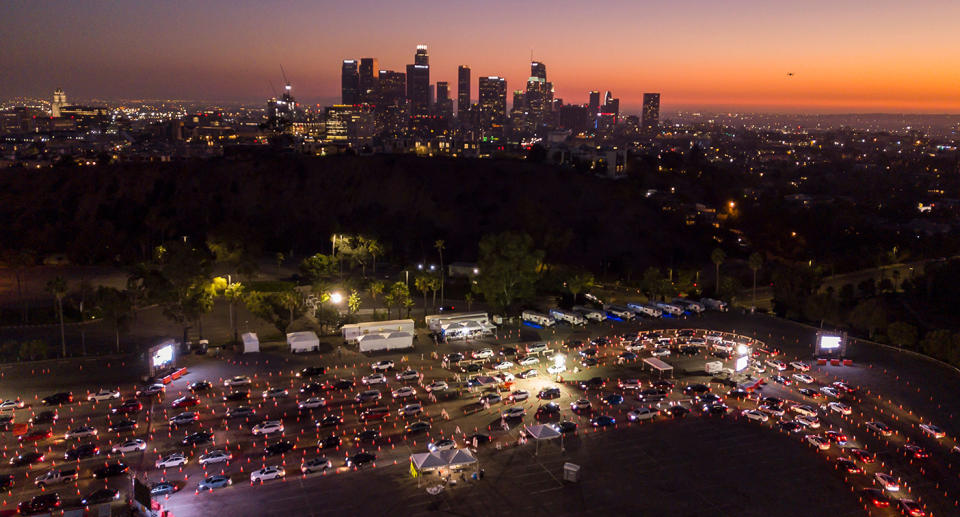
[711,248,726,296]
[368,281,385,316]
[1,250,35,323]
[223,281,244,346]
[567,272,596,305]
[96,286,133,353]
[367,239,383,274]
[414,275,431,316]
[428,275,441,310]
[464,292,474,311]
[434,240,445,306]
[748,252,763,308]
[277,291,299,331]
[46,276,67,357]
[275,252,285,276]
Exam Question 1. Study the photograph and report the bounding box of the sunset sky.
[3,0,959,113]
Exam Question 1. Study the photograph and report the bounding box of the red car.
[171,396,200,409]
[904,444,930,459]
[19,429,53,442]
[360,408,389,421]
[824,430,848,444]
[111,399,143,414]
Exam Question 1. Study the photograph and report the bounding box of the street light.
[329,292,344,305]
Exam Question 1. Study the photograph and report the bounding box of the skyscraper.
[530,61,546,81]
[341,60,360,104]
[457,65,471,115]
[406,45,430,115]
[377,70,406,106]
[51,88,67,118]
[436,81,453,118]
[525,61,552,132]
[588,91,600,114]
[358,58,379,104]
[478,75,507,137]
[642,93,661,132]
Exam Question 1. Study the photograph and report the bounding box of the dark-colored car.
[81,488,119,506]
[18,493,60,515]
[317,414,343,427]
[537,388,561,400]
[93,462,128,479]
[653,380,675,390]
[500,346,518,356]
[535,402,561,419]
[554,421,578,434]
[699,393,722,405]
[298,366,326,378]
[0,474,14,489]
[445,353,464,364]
[565,340,584,349]
[42,392,73,406]
[637,388,667,402]
[726,389,749,399]
[836,457,862,474]
[65,443,100,460]
[463,363,482,373]
[666,405,690,418]
[679,346,701,356]
[181,431,213,446]
[265,440,295,456]
[579,348,599,357]
[619,351,637,361]
[602,394,624,406]
[318,434,342,449]
[346,452,376,468]
[332,379,354,390]
[172,396,200,408]
[226,406,255,419]
[299,382,325,395]
[466,433,492,445]
[591,415,616,427]
[705,404,730,416]
[355,429,380,443]
[778,421,803,432]
[580,357,599,367]
[108,419,138,433]
[579,377,605,390]
[19,429,53,442]
[797,388,821,399]
[590,337,610,347]
[223,390,250,402]
[683,384,710,396]
[111,399,143,414]
[862,488,890,508]
[189,380,213,392]
[30,410,58,425]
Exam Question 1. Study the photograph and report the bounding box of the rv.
[521,310,556,327]
[672,298,705,314]
[654,302,685,316]
[604,304,635,320]
[424,312,491,333]
[572,305,606,322]
[342,319,415,344]
[627,302,661,318]
[548,308,587,326]
[700,298,729,312]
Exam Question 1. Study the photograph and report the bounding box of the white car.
[628,407,659,421]
[472,348,495,359]
[791,404,818,417]
[156,453,188,469]
[750,363,766,374]
[493,361,514,371]
[874,472,899,492]
[570,399,592,411]
[301,457,332,474]
[795,415,821,429]
[88,389,121,402]
[820,386,839,398]
[502,407,525,419]
[624,343,645,353]
[65,425,98,439]
[650,348,671,357]
[396,370,420,381]
[758,405,785,417]
[391,387,416,399]
[428,439,456,452]
[765,359,787,371]
[397,403,423,417]
[371,360,394,372]
[806,435,830,450]
[865,421,893,437]
[198,450,231,465]
[792,373,814,384]
[298,397,326,410]
[790,361,810,372]
[224,376,251,387]
[111,439,146,454]
[518,356,540,366]
[250,465,285,483]
[0,399,25,411]
[619,379,641,390]
[828,402,852,415]
[496,372,516,383]
[361,373,387,385]
[251,420,284,435]
[262,387,288,399]
[547,364,567,374]
[742,409,768,422]
[510,390,529,402]
[519,369,539,379]
[919,423,946,439]
[426,381,449,392]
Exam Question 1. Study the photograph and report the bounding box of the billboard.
[815,331,847,357]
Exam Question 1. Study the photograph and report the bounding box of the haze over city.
[3,0,960,112]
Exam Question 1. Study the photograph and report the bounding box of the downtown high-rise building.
[588,91,601,115]
[478,75,507,137]
[341,60,360,104]
[51,88,67,118]
[406,45,430,115]
[457,65,471,115]
[642,93,661,132]
[525,61,553,131]
[358,58,379,104]
[436,81,453,118]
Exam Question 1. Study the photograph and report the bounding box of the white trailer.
[522,310,556,327]
[572,305,606,322]
[604,304,635,320]
[424,312,491,333]
[342,319,415,344]
[286,331,320,353]
[705,361,724,375]
[672,298,705,314]
[627,302,661,318]
[548,308,587,326]
[700,298,729,312]
[357,331,414,353]
[654,302,684,316]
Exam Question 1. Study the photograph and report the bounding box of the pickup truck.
[35,468,78,487]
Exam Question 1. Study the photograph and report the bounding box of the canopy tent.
[441,320,496,340]
[524,423,564,455]
[411,452,450,472]
[241,332,260,354]
[410,448,479,486]
[445,448,478,468]
[357,331,414,353]
[286,331,320,353]
[642,357,674,378]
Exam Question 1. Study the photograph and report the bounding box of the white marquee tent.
[241,332,260,354]
[286,331,320,353]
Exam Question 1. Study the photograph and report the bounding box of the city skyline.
[3,1,960,113]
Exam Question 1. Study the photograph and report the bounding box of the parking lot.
[1,311,959,516]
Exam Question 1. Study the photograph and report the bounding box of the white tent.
[286,331,320,353]
[411,452,450,472]
[642,357,674,378]
[357,331,414,353]
[445,448,478,468]
[524,424,563,455]
[241,332,260,354]
[410,448,478,486]
[342,319,415,344]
